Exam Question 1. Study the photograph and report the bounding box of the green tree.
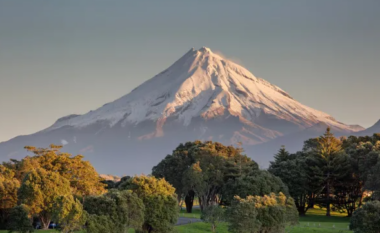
[18,168,71,229]
[306,127,349,216]
[85,214,114,233]
[153,141,258,212]
[120,175,178,233]
[200,205,225,232]
[84,195,118,233]
[7,205,34,233]
[226,193,298,233]
[140,194,178,233]
[106,190,145,232]
[53,195,86,233]
[269,151,311,216]
[221,170,288,206]
[152,141,199,213]
[350,201,380,233]
[83,190,145,233]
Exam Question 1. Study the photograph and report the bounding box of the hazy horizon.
[1,0,380,142]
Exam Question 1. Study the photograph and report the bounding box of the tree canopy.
[18,167,71,229]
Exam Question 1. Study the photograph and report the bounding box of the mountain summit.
[48,47,352,133]
[0,47,366,174]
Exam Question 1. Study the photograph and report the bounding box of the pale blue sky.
[1,0,379,142]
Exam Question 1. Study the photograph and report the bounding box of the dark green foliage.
[85,214,114,233]
[222,170,288,206]
[269,150,311,216]
[83,190,145,233]
[7,205,34,233]
[350,201,380,233]
[200,205,225,232]
[153,141,258,211]
[137,194,178,233]
[226,193,298,233]
[183,141,258,209]
[306,128,350,216]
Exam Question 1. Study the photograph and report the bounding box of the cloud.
[80,145,94,153]
[61,139,68,145]
[213,50,245,66]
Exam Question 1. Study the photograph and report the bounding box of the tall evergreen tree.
[307,127,349,216]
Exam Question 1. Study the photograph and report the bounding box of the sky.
[0,0,379,142]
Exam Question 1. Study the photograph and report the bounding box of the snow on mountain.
[46,47,353,133]
[0,47,366,174]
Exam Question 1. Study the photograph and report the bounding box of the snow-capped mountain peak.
[1,46,369,175]
[46,47,353,133]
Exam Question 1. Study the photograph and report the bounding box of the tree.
[85,214,114,233]
[139,194,178,233]
[152,141,258,213]
[18,168,71,229]
[24,145,106,197]
[221,170,289,206]
[53,195,86,233]
[83,190,145,233]
[269,151,311,216]
[106,190,145,232]
[181,142,249,210]
[84,195,119,233]
[350,201,380,233]
[0,166,20,228]
[270,146,292,166]
[152,141,204,213]
[120,175,178,233]
[306,127,349,216]
[226,193,298,233]
[200,205,225,232]
[7,205,34,233]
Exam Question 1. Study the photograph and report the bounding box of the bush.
[350,201,380,233]
[7,205,34,233]
[121,175,178,233]
[83,190,145,233]
[201,205,225,232]
[226,193,298,233]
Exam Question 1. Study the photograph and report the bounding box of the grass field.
[0,207,352,233]
[178,207,352,233]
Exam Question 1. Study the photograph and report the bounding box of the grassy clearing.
[178,207,352,232]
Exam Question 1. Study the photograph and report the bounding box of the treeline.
[268,128,380,218]
[1,128,379,232]
[0,145,179,233]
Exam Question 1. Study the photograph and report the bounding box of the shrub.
[350,201,380,233]
[201,205,225,232]
[226,192,298,233]
[7,205,34,233]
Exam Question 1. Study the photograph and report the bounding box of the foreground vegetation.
[0,208,352,233]
[1,128,380,232]
[178,208,351,232]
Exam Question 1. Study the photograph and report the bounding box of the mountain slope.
[0,47,360,175]
[354,120,380,136]
[46,47,352,133]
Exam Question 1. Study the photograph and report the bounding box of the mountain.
[0,47,362,175]
[354,120,380,136]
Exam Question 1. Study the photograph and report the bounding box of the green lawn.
[178,207,352,233]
